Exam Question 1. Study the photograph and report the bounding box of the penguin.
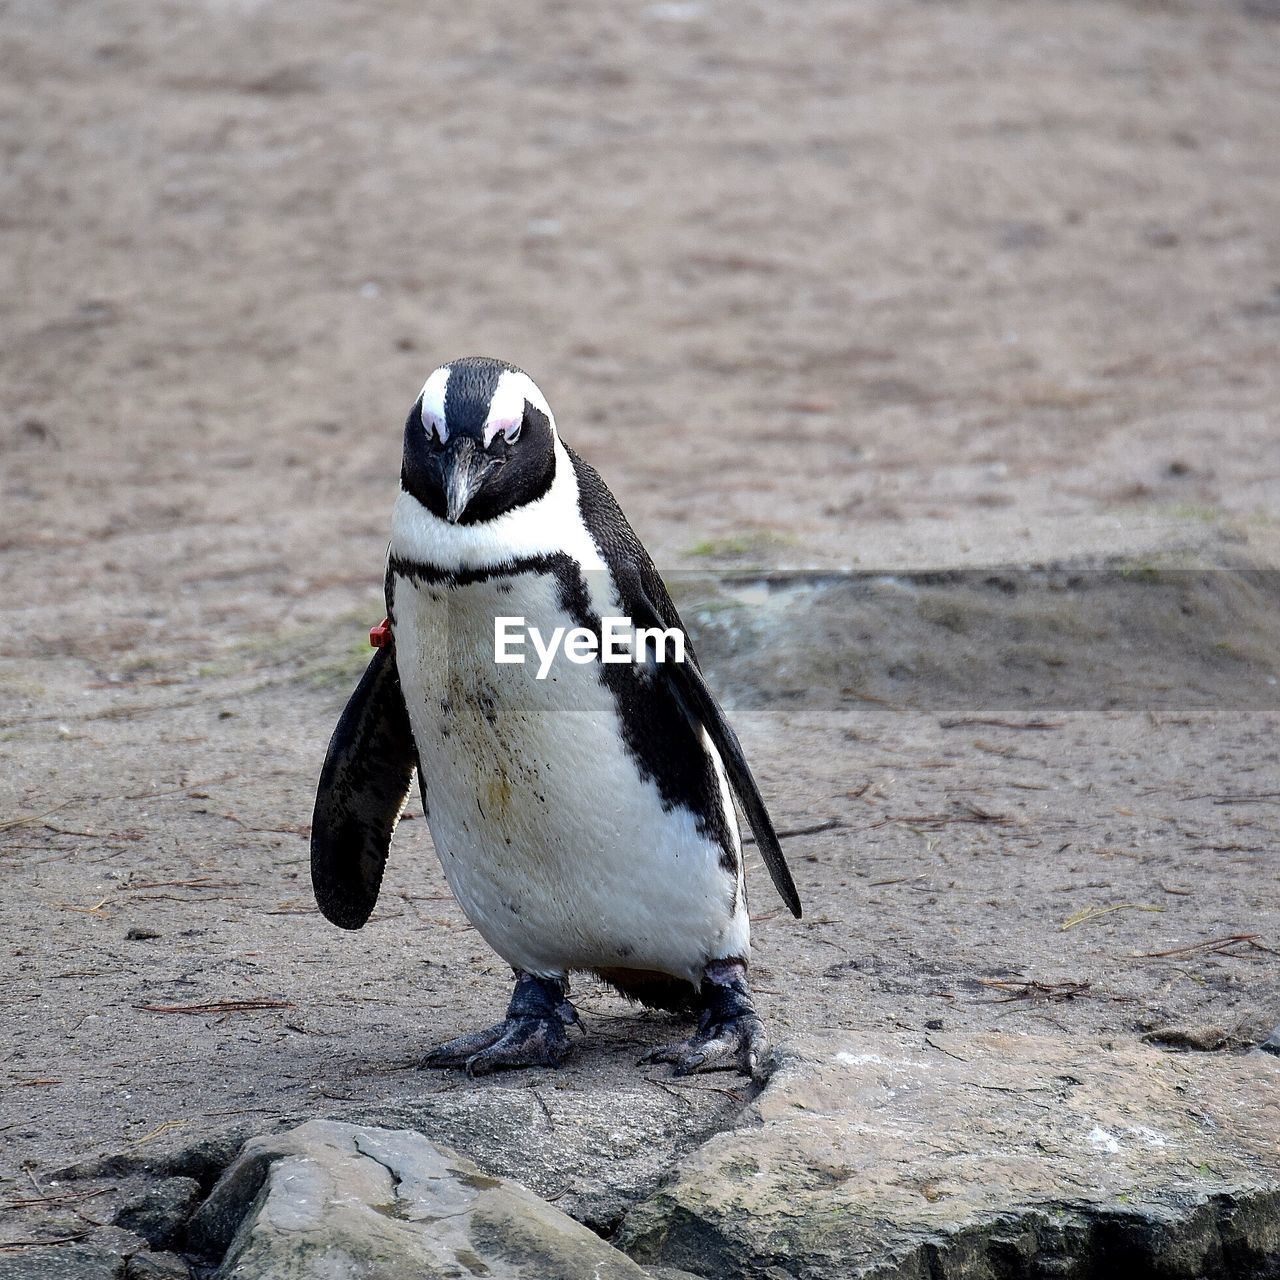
[311,356,801,1077]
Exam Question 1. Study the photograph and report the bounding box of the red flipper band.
[369,618,392,649]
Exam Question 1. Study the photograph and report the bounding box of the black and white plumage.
[311,356,800,1076]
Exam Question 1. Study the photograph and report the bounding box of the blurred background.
[3,0,1278,624]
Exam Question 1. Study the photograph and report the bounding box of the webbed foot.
[641,959,768,1078]
[421,971,581,1076]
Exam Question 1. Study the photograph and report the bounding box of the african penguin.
[311,356,801,1076]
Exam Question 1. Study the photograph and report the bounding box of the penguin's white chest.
[390,566,747,984]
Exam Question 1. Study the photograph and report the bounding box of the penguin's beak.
[441,437,497,524]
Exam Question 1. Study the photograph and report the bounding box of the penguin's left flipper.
[627,581,802,920]
[311,643,418,930]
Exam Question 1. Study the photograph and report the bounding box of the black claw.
[554,998,584,1031]
[421,972,581,1075]
[641,960,768,1079]
[421,1023,508,1068]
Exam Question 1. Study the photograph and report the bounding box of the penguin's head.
[400,357,559,525]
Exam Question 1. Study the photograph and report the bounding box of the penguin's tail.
[594,967,699,1013]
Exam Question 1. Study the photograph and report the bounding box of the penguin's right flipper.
[311,643,417,930]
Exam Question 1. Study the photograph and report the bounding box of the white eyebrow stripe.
[418,365,451,440]
[483,369,528,447]
[482,413,522,447]
[482,368,558,446]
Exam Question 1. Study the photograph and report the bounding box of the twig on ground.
[976,978,1096,1004]
[971,738,1046,762]
[2,1189,107,1211]
[1,774,237,838]
[41,823,143,840]
[842,688,903,710]
[56,897,110,915]
[0,802,75,833]
[742,818,845,845]
[1180,791,1280,805]
[1060,903,1163,931]
[1128,933,1279,960]
[136,999,294,1015]
[18,1171,105,1227]
[869,803,1011,830]
[525,1086,555,1126]
[0,1233,92,1252]
[130,1120,188,1146]
[124,774,238,801]
[939,717,1062,730]
[960,801,1011,821]
[206,811,309,835]
[642,1075,694,1106]
[125,878,238,890]
[651,1076,747,1103]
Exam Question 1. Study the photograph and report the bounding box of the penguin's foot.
[640,959,767,1079]
[420,971,581,1077]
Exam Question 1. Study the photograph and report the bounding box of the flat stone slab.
[618,1032,1280,1279]
[188,1119,650,1279]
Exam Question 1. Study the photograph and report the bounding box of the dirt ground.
[2,0,1279,1263]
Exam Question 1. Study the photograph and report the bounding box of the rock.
[55,1128,250,1188]
[0,1244,123,1280]
[1142,1024,1232,1051]
[114,1176,202,1250]
[617,1032,1280,1279]
[188,1119,651,1278]
[123,1254,191,1279]
[93,1072,740,1239]
[155,1130,253,1188]
[54,1151,140,1182]
[341,1074,743,1233]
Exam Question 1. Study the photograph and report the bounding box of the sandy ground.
[2,0,1279,1263]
